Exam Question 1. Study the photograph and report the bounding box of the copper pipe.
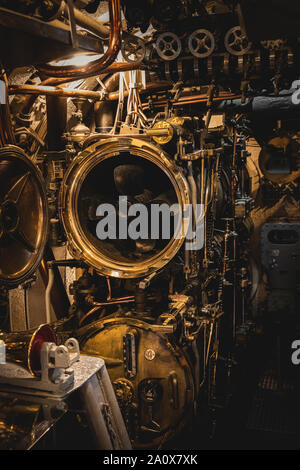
[109,86,238,103]
[8,80,171,103]
[106,81,171,101]
[92,296,134,305]
[9,84,103,100]
[38,0,122,78]
[78,307,106,327]
[79,297,135,326]
[42,62,147,87]
[142,92,242,109]
[8,63,147,113]
[106,277,112,301]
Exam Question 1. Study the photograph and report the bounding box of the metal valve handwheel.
[224,26,252,56]
[155,32,182,61]
[188,29,215,58]
[261,39,287,51]
[121,36,146,64]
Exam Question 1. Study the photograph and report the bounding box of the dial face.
[144,348,156,361]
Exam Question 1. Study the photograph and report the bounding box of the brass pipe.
[81,134,152,148]
[38,0,122,79]
[145,128,170,137]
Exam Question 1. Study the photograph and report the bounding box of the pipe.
[42,62,146,86]
[9,84,103,100]
[192,339,200,397]
[214,92,300,118]
[28,86,289,119]
[142,92,242,110]
[81,133,153,148]
[187,162,197,233]
[7,66,144,123]
[79,297,135,326]
[46,95,67,150]
[7,63,147,127]
[68,8,137,43]
[9,63,146,117]
[39,246,70,320]
[199,322,207,389]
[109,81,171,100]
[45,265,55,324]
[94,72,120,131]
[9,80,171,102]
[38,0,122,78]
[72,7,110,40]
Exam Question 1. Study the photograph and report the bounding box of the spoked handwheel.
[188,29,215,58]
[0,146,48,287]
[155,32,182,61]
[224,26,252,56]
[121,36,146,64]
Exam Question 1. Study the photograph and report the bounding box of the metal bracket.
[0,338,80,396]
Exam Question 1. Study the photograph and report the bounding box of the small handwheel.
[261,39,287,51]
[121,36,146,64]
[224,26,252,56]
[188,29,215,58]
[155,32,182,61]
